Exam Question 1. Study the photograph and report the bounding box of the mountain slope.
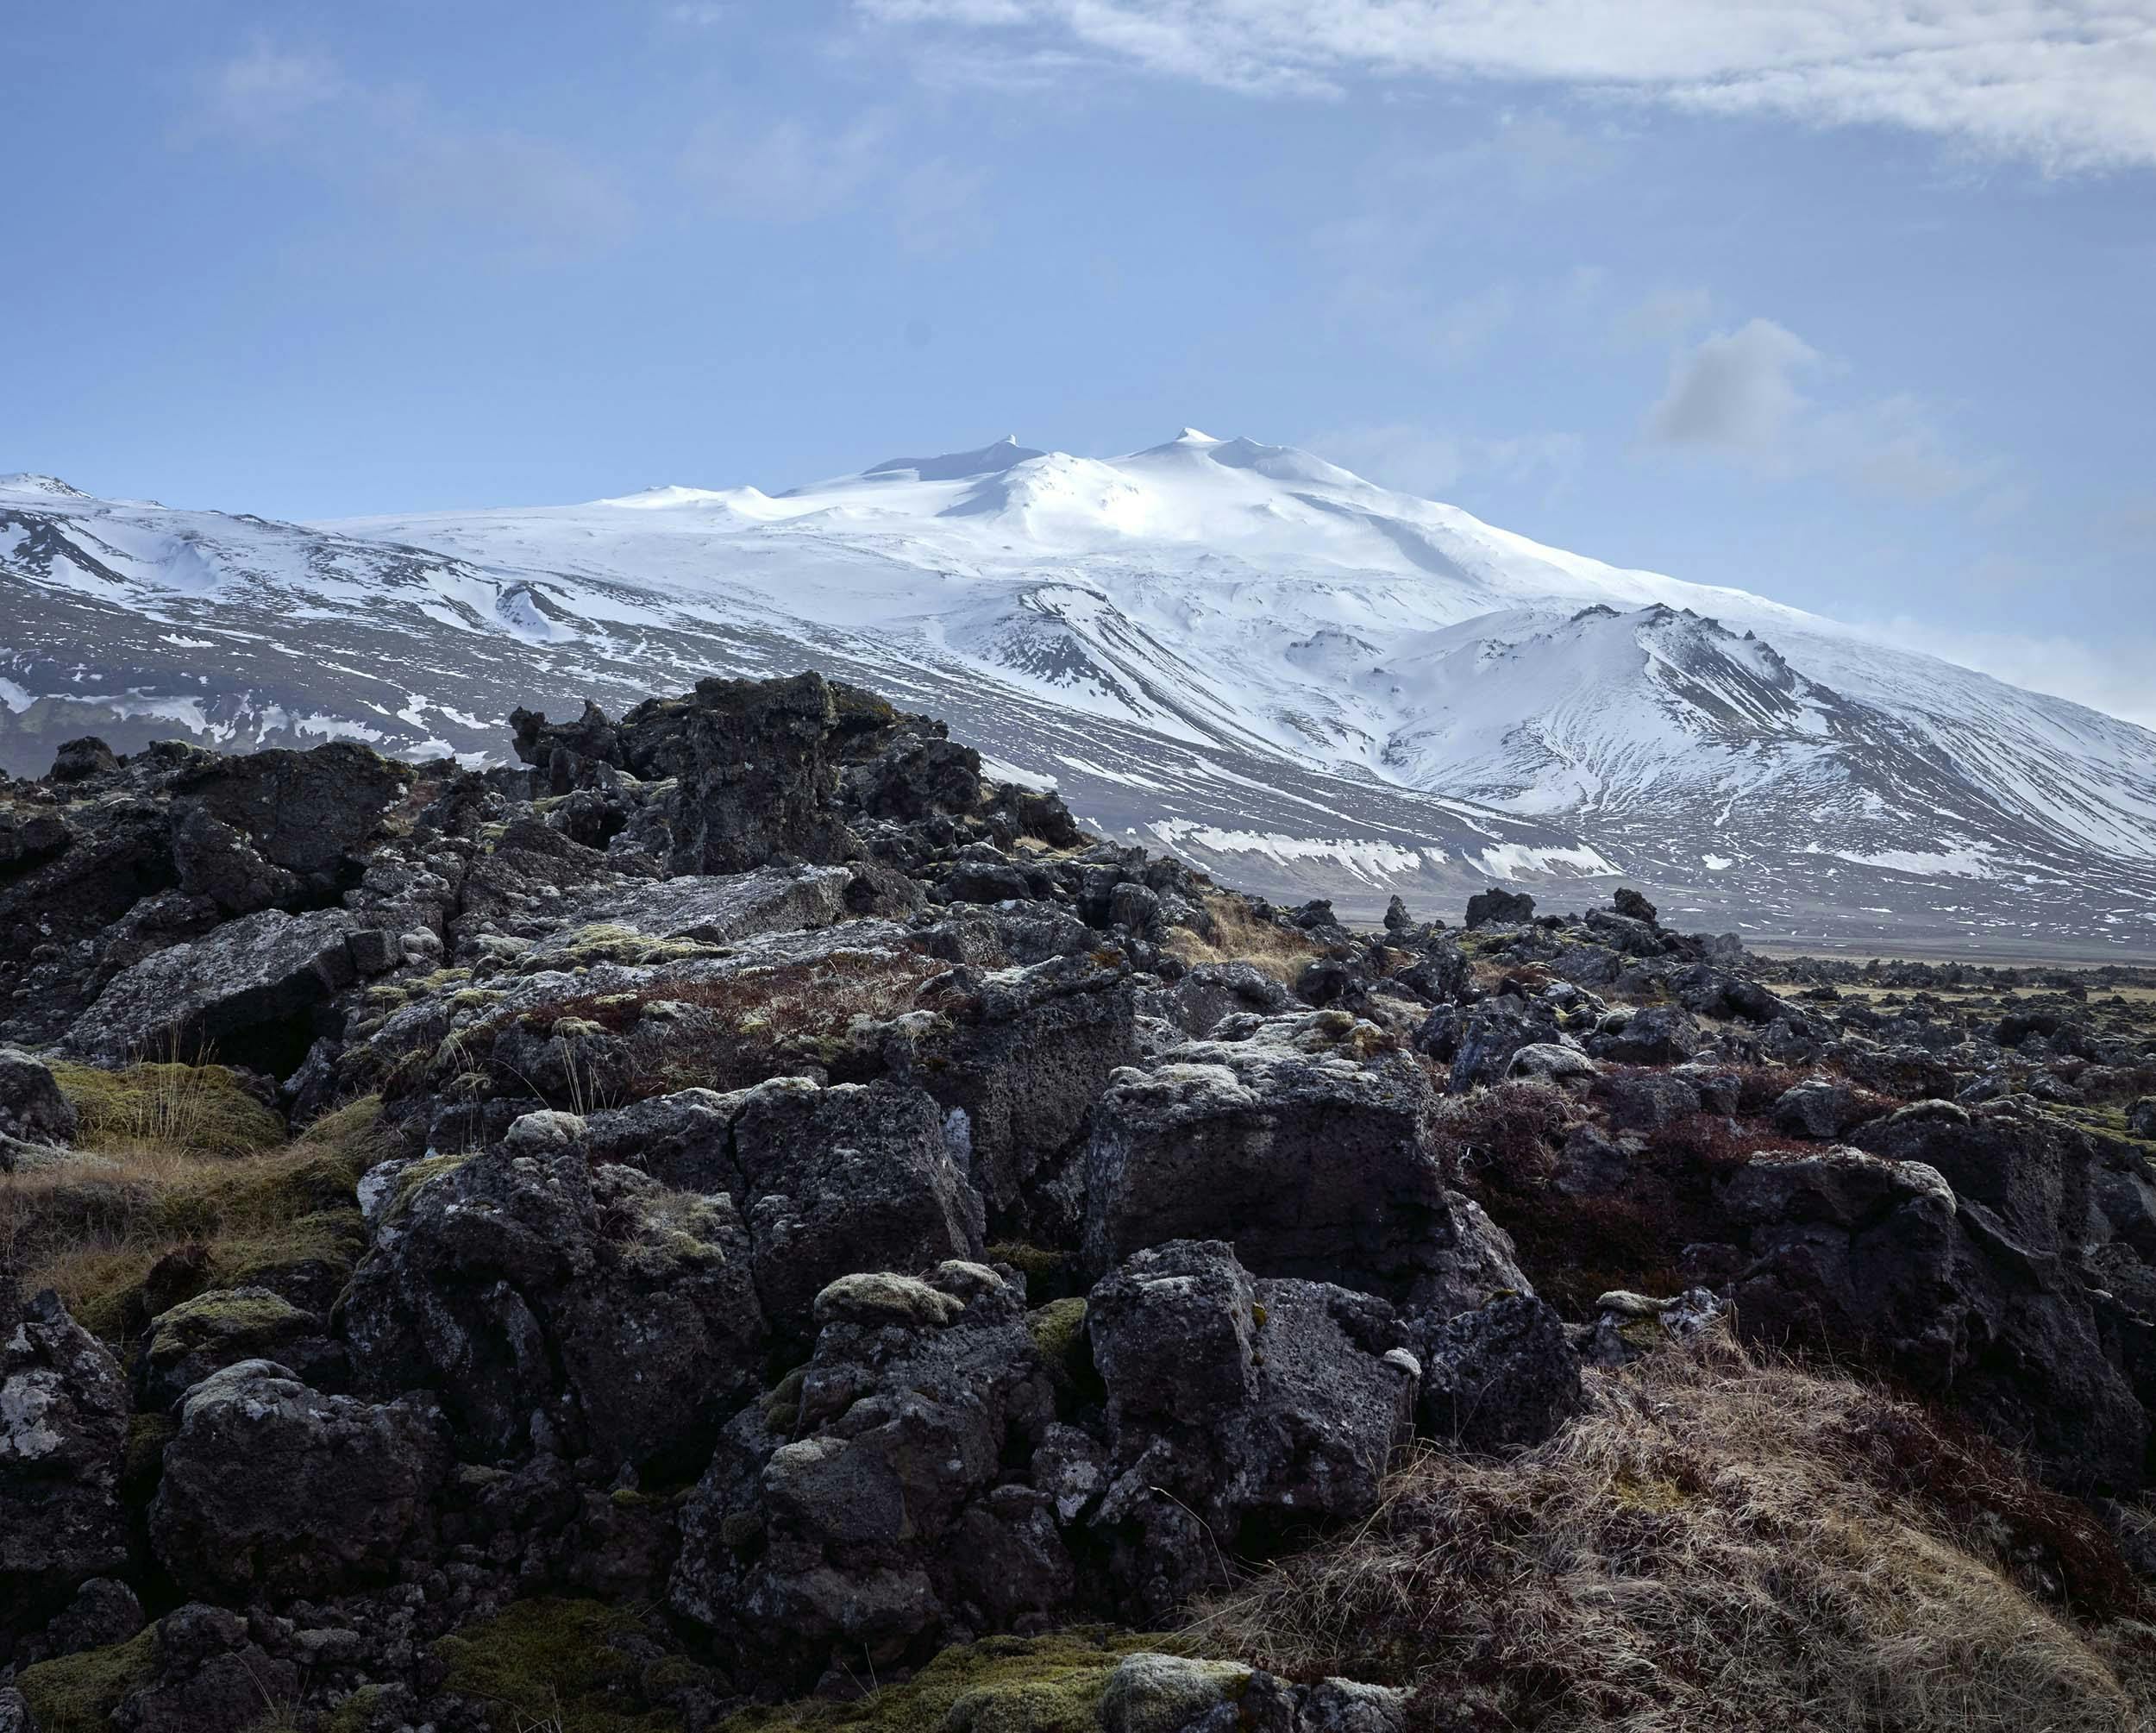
[4,440,2153,956]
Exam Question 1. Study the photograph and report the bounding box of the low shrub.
[454,950,948,1108]
[1441,1085,1814,1316]
[1195,1334,2155,1731]
[1164,895,1319,987]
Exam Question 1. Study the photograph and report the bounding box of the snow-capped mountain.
[5,434,2154,955]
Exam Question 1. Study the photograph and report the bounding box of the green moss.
[386,1152,472,1222]
[51,1060,285,1157]
[16,1628,159,1733]
[321,1684,390,1733]
[144,1286,310,1363]
[295,1093,393,1168]
[432,1597,680,1733]
[725,1630,1195,1733]
[1027,1298,1094,1397]
[555,921,720,968]
[987,1241,1075,1297]
[761,1367,808,1434]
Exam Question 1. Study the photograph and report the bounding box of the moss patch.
[1027,1297,1094,1398]
[321,1686,389,1733]
[726,1630,1196,1733]
[16,1628,159,1733]
[989,1241,1079,1301]
[551,922,722,968]
[143,1285,311,1364]
[433,1596,680,1733]
[385,1151,473,1223]
[51,1061,285,1157]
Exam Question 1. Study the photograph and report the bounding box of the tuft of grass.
[1193,1333,2155,1731]
[50,1060,285,1158]
[725,1629,1201,1733]
[1163,895,1319,988]
[0,1093,388,1341]
[16,1629,159,1733]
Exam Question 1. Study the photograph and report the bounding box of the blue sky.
[6,1,2153,722]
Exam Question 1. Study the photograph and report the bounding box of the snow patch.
[1149,819,1426,884]
[1476,842,1620,881]
[1833,847,1996,878]
[979,755,1058,791]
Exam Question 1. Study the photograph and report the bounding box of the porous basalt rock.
[149,1359,451,1598]
[0,1290,129,1663]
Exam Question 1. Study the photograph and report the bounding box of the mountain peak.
[862,437,1047,483]
[0,473,90,499]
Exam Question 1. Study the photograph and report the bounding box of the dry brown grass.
[0,1092,391,1340]
[1193,1334,2156,1731]
[49,1059,285,1158]
[1164,895,1320,987]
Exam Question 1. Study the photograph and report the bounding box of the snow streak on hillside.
[4,436,2153,956]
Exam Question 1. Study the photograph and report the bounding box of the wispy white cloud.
[858,0,2156,172]
[1642,317,2011,508]
[678,112,993,251]
[184,35,342,141]
[182,40,633,257]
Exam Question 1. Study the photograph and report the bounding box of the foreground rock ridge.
[3,669,2156,1732]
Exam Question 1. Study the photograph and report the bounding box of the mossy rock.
[143,1285,312,1365]
[725,1630,1198,1733]
[432,1597,680,1733]
[385,1152,473,1222]
[16,1628,159,1733]
[51,1061,285,1157]
[1027,1298,1096,1399]
[555,922,720,968]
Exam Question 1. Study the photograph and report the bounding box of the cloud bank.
[860,0,2156,171]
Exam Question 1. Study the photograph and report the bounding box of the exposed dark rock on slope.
[2,671,2155,1730]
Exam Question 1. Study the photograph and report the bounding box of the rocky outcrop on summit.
[0,739,410,1051]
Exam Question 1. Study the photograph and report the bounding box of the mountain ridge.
[3,439,2153,956]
